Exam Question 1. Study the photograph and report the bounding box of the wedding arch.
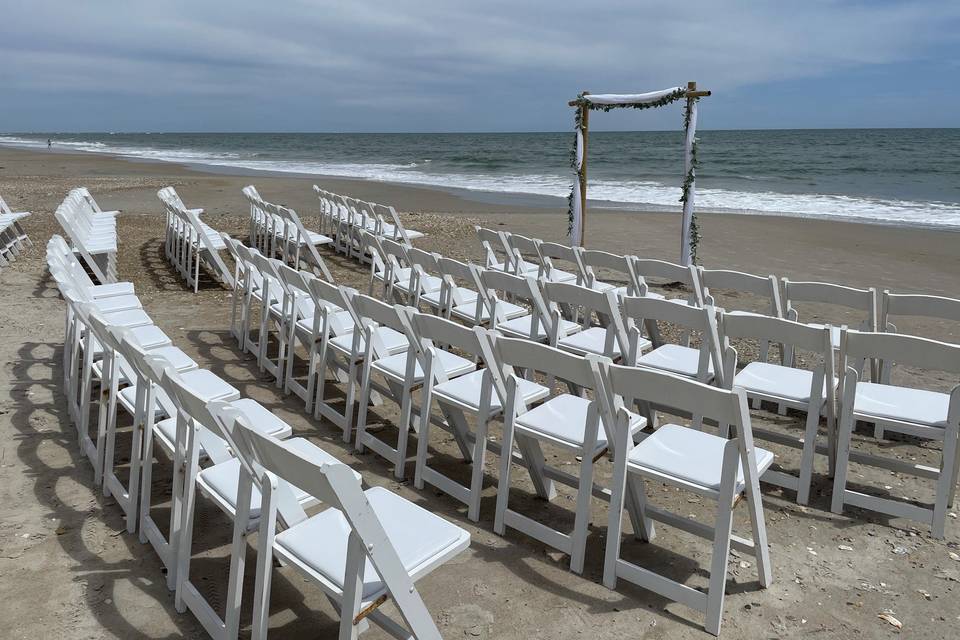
[567,81,710,265]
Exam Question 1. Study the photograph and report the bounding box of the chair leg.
[494,405,519,536]
[830,375,858,515]
[948,429,960,510]
[796,401,822,505]
[394,381,415,480]
[354,361,374,454]
[704,445,739,636]
[569,452,596,575]
[932,426,959,539]
[413,385,434,491]
[467,410,490,523]
[251,481,279,640]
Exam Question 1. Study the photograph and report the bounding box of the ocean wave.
[2,134,959,229]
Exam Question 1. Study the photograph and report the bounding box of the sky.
[2,1,959,132]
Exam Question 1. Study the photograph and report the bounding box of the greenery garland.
[568,87,700,262]
[680,97,701,263]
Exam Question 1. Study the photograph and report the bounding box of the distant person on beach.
[47,139,51,149]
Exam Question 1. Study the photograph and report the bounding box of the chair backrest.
[881,291,960,341]
[841,329,960,393]
[480,270,550,330]
[781,279,877,331]
[697,268,782,317]
[631,257,701,302]
[350,294,413,359]
[539,241,586,285]
[598,362,751,443]
[475,226,512,268]
[210,400,444,637]
[307,278,357,336]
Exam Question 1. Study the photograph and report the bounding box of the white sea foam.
[2,135,958,228]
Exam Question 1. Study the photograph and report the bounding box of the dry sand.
[1,145,959,639]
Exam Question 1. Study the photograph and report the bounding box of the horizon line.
[4,126,960,136]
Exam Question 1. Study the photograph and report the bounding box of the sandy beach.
[2,144,960,639]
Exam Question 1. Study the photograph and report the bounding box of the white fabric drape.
[571,128,584,246]
[679,99,698,266]
[582,87,684,106]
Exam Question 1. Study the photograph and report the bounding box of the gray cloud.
[1,0,958,130]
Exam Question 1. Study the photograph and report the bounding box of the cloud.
[1,0,958,130]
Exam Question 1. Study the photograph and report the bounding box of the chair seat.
[231,398,295,440]
[734,362,832,405]
[557,326,625,358]
[373,349,475,383]
[544,269,578,284]
[92,295,142,314]
[637,343,712,379]
[432,369,549,414]
[99,308,154,328]
[91,324,170,358]
[854,382,949,428]
[516,394,645,451]
[89,282,135,298]
[197,438,356,518]
[629,423,775,492]
[274,486,469,599]
[295,309,354,336]
[146,346,198,373]
[329,327,409,358]
[305,231,333,246]
[497,315,578,342]
[422,286,478,309]
[590,281,629,297]
[450,299,526,324]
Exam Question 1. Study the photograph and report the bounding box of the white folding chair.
[720,313,836,504]
[781,278,877,351]
[832,330,960,539]
[505,233,577,283]
[599,363,773,636]
[480,270,578,342]
[475,226,536,276]
[116,340,240,588]
[491,336,645,574]
[424,255,480,319]
[353,296,475,479]
[410,313,549,522]
[170,386,351,639]
[222,404,470,640]
[311,284,407,442]
[876,291,960,438]
[97,321,198,533]
[541,281,630,361]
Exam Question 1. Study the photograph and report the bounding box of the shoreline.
[2,140,959,233]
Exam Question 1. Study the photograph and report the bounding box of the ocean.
[2,129,959,229]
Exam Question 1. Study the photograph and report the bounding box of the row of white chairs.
[158,187,235,292]
[54,187,119,284]
[223,237,779,634]
[473,226,960,536]
[0,192,32,269]
[242,185,334,280]
[313,184,424,260]
[238,223,960,540]
[47,234,471,640]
